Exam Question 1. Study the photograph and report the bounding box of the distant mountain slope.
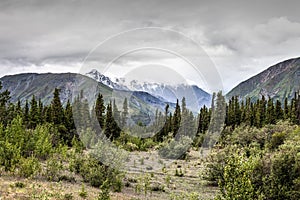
[128,81,211,111]
[86,69,211,112]
[0,73,172,125]
[0,73,112,105]
[227,57,300,101]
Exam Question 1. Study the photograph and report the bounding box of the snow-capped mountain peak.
[85,69,211,112]
[85,69,128,90]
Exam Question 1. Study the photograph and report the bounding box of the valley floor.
[0,150,218,200]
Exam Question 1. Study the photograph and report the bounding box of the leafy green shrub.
[225,121,297,148]
[69,152,83,173]
[15,182,25,188]
[140,138,156,151]
[169,192,200,200]
[4,116,28,152]
[58,175,76,183]
[216,150,262,200]
[123,142,139,151]
[151,183,165,192]
[210,123,300,200]
[264,130,300,199]
[44,155,63,181]
[79,155,109,188]
[268,131,286,150]
[64,193,74,200]
[79,128,98,149]
[0,140,21,172]
[98,179,111,200]
[79,184,88,198]
[117,132,157,151]
[18,156,41,178]
[71,136,84,153]
[111,174,123,192]
[32,124,53,159]
[135,174,151,196]
[175,168,184,177]
[158,136,192,159]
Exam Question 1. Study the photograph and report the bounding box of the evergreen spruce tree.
[244,98,252,126]
[44,105,52,123]
[180,97,190,137]
[296,92,300,124]
[254,99,261,127]
[72,95,82,128]
[23,100,29,127]
[240,100,245,123]
[266,97,275,124]
[250,101,256,126]
[104,101,121,140]
[275,100,284,121]
[204,91,226,148]
[181,97,187,114]
[290,94,297,123]
[81,99,91,130]
[167,113,173,136]
[197,105,210,134]
[112,99,121,125]
[16,99,22,116]
[51,88,64,125]
[38,98,44,124]
[233,96,241,126]
[95,93,105,129]
[227,97,235,127]
[0,81,10,126]
[208,91,226,134]
[29,95,39,128]
[257,95,267,127]
[186,110,196,138]
[284,97,289,119]
[6,103,16,124]
[64,100,75,134]
[51,88,71,144]
[155,104,169,142]
[172,99,181,135]
[121,97,129,128]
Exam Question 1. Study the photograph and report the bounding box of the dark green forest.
[0,79,300,199]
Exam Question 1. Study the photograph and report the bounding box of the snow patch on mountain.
[85,69,129,91]
[85,69,211,112]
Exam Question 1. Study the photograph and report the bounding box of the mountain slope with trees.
[0,72,173,125]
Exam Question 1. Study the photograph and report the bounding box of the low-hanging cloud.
[0,0,300,92]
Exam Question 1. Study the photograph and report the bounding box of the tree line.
[1,79,299,148]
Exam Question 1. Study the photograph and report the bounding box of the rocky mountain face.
[227,57,300,101]
[86,69,211,112]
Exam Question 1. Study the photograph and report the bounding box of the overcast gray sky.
[1,0,300,93]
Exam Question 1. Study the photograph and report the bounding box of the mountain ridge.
[227,57,300,101]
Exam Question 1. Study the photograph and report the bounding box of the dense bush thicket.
[200,93,300,199]
[205,121,300,200]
